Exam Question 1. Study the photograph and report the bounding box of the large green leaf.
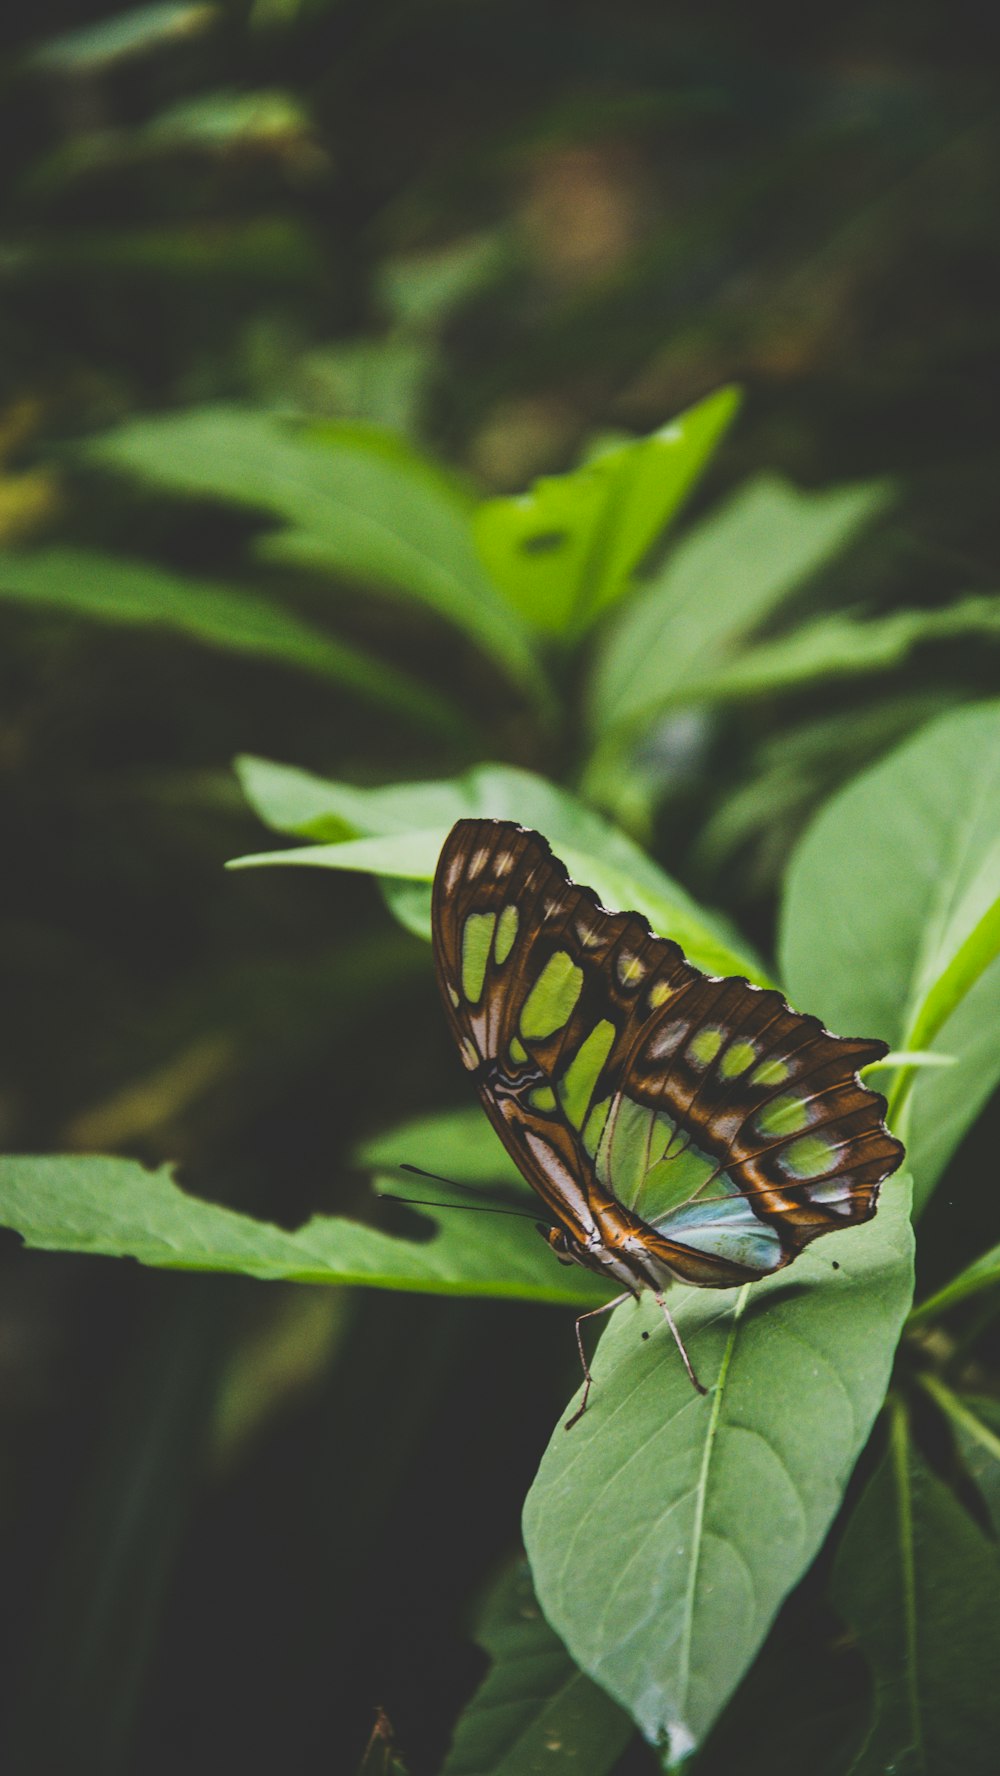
[473,388,739,639]
[230,758,767,981]
[830,1402,1000,1776]
[586,473,890,745]
[0,546,464,737]
[0,1154,609,1306]
[86,406,547,701]
[780,702,1000,1206]
[441,1562,634,1776]
[522,1177,914,1761]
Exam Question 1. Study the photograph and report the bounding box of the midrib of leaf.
[677,1283,751,1717]
[891,1398,925,1776]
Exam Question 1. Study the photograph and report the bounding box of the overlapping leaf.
[781,701,1000,1206]
[441,1563,634,1776]
[474,388,739,638]
[87,406,547,701]
[0,1153,610,1306]
[0,546,462,736]
[830,1404,1000,1776]
[586,472,890,746]
[230,757,766,980]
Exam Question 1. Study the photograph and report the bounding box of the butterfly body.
[431,818,904,1405]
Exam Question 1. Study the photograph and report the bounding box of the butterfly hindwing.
[432,818,904,1288]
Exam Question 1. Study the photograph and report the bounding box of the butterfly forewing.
[432,818,904,1289]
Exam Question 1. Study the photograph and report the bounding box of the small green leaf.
[441,1562,634,1775]
[781,701,1000,1207]
[0,1154,611,1306]
[87,406,548,703]
[0,546,464,738]
[830,1400,1000,1776]
[28,2,213,74]
[661,596,1000,710]
[918,1376,1000,1534]
[474,388,739,639]
[587,473,891,744]
[523,1178,913,1760]
[230,759,768,982]
[908,1243,1000,1326]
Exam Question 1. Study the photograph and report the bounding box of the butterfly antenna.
[376,1190,548,1223]
[381,1166,556,1226]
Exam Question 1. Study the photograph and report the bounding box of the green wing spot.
[461,912,496,1004]
[509,1037,528,1065]
[558,1019,617,1129]
[720,1038,757,1078]
[755,1093,811,1137]
[529,1085,557,1112]
[494,904,519,965]
[688,1026,722,1068]
[520,951,584,1041]
[780,1133,835,1177]
[583,1096,612,1159]
[751,1055,791,1086]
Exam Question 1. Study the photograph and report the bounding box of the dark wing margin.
[431,818,906,1270]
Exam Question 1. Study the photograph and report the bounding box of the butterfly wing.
[432,818,904,1288]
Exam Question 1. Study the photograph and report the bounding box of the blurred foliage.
[1,1,1000,1772]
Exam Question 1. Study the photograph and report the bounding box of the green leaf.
[86,407,547,702]
[522,1178,914,1761]
[0,546,465,738]
[918,1377,1000,1534]
[908,1243,1000,1326]
[441,1562,634,1776]
[586,473,891,745]
[28,2,213,74]
[781,701,1000,1207]
[474,388,739,639]
[662,595,1000,710]
[0,1154,611,1306]
[830,1401,1000,1776]
[230,757,768,981]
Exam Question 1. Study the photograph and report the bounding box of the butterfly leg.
[654,1294,707,1395]
[564,1293,632,1430]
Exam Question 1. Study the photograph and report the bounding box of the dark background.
[1,3,998,1770]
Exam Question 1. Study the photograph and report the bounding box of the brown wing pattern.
[431,817,904,1280]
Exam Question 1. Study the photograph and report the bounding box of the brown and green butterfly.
[431,818,904,1425]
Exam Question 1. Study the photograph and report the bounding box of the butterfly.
[431,818,905,1425]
